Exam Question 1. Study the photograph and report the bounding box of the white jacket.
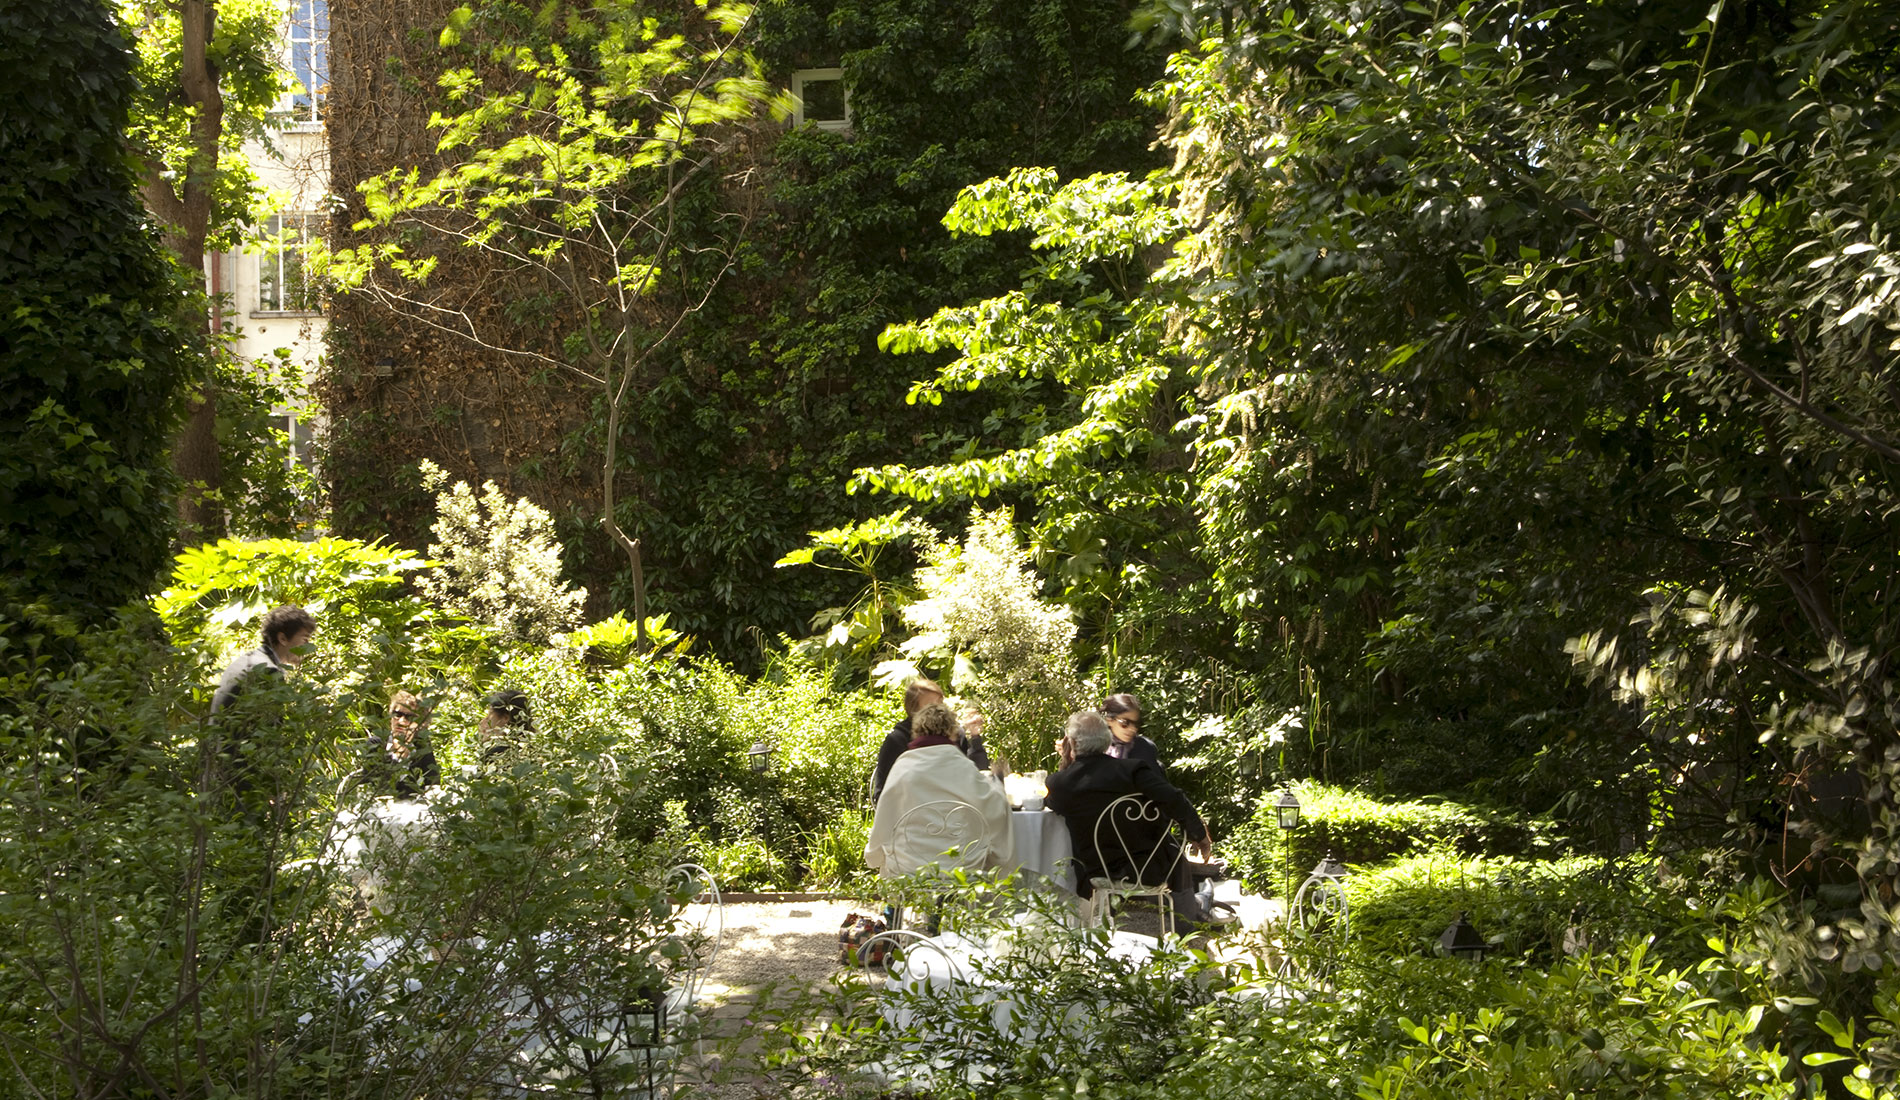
[864,744,1014,876]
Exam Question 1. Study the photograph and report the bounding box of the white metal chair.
[662,862,724,1015]
[885,799,990,930]
[1083,793,1184,938]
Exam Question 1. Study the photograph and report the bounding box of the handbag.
[837,912,889,966]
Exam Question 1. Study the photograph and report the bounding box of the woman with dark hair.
[1101,693,1162,769]
[480,687,535,762]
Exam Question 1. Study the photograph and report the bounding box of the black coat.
[358,736,440,799]
[1046,753,1205,891]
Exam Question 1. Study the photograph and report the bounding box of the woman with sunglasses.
[358,689,441,798]
[1101,693,1162,770]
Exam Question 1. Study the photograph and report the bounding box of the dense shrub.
[884,509,1087,770]
[411,650,890,887]
[0,0,196,621]
[743,883,1878,1100]
[1340,851,1704,966]
[1222,781,1543,895]
[0,603,715,1098]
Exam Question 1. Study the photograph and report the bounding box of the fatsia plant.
[322,0,780,653]
[154,536,438,712]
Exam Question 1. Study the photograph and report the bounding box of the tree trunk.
[144,0,227,544]
[601,354,649,652]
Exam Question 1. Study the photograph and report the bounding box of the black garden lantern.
[1274,789,1302,830]
[1438,911,1489,962]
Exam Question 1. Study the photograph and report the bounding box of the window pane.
[803,79,845,123]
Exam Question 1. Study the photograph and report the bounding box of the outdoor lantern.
[1439,911,1489,962]
[1274,789,1302,830]
[745,739,775,773]
[628,983,669,1096]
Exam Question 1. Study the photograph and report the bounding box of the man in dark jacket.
[1047,710,1217,923]
[208,605,317,802]
[211,605,316,715]
[873,677,981,803]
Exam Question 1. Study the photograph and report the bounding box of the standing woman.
[1101,693,1162,769]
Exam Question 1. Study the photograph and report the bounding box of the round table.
[1005,809,1075,892]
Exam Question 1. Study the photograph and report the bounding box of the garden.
[4,0,1900,1096]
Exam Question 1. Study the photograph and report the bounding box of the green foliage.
[154,536,445,712]
[119,0,286,251]
[804,806,874,892]
[0,604,700,1098]
[0,0,195,620]
[324,0,779,654]
[850,0,1900,912]
[214,346,323,538]
[557,0,1171,663]
[417,459,588,648]
[1363,944,1796,1099]
[883,508,1086,770]
[406,645,889,881]
[741,876,1900,1100]
[774,510,932,679]
[1341,852,1701,967]
[563,611,695,665]
[1223,782,1541,896]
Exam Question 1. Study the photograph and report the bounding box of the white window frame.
[255,213,322,316]
[791,68,849,133]
[276,0,328,129]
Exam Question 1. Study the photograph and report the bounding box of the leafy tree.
[0,0,196,621]
[863,0,1900,909]
[325,0,774,653]
[121,0,288,540]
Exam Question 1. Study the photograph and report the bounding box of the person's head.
[1066,711,1113,758]
[957,702,986,739]
[904,677,945,716]
[911,701,960,742]
[261,605,317,665]
[1101,693,1144,745]
[388,689,430,744]
[482,688,534,735]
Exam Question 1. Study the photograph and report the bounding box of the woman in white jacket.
[864,702,1014,876]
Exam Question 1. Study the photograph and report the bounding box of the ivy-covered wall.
[322,0,1164,663]
[0,1,196,620]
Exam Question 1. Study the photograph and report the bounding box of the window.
[791,68,848,132]
[281,0,328,126]
[257,213,320,314]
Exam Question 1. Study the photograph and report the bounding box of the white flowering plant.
[417,460,587,649]
[877,508,1085,769]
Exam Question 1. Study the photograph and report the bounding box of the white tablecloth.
[1005,810,1075,892]
[337,798,437,908]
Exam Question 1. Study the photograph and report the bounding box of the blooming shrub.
[417,459,585,648]
[882,508,1086,769]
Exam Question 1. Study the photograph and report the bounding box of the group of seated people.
[863,679,1230,927]
[352,686,538,800]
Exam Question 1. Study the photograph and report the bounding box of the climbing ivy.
[599,0,1169,662]
[0,1,196,620]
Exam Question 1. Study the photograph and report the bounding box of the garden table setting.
[862,914,1162,1087]
[999,771,1076,892]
